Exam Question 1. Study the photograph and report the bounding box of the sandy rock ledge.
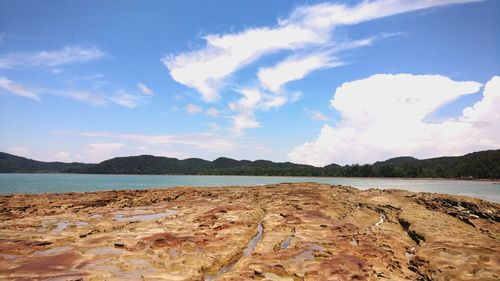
[0,183,499,280]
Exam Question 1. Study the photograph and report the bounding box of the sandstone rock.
[0,183,498,280]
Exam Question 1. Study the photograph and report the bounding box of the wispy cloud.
[258,52,343,93]
[62,130,236,152]
[68,91,107,106]
[0,76,40,101]
[229,88,263,133]
[163,26,321,102]
[110,92,143,108]
[164,0,477,101]
[206,107,220,117]
[163,0,478,133]
[120,133,235,151]
[88,142,124,160]
[6,146,31,157]
[227,87,296,133]
[305,109,330,122]
[0,46,105,69]
[185,103,203,114]
[184,104,221,117]
[137,83,155,96]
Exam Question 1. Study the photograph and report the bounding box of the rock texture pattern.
[0,183,499,280]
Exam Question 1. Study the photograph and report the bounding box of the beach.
[0,183,499,280]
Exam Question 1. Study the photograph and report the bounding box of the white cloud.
[163,0,478,102]
[54,130,112,138]
[163,26,322,102]
[228,88,264,133]
[0,76,40,101]
[56,130,237,153]
[0,46,105,68]
[162,0,479,134]
[88,142,124,161]
[53,151,71,162]
[230,88,262,111]
[88,142,124,151]
[120,133,235,151]
[6,146,31,157]
[50,129,287,162]
[288,74,498,166]
[186,103,203,114]
[261,95,287,110]
[462,76,500,125]
[68,91,106,106]
[137,83,155,96]
[206,107,220,117]
[110,92,142,108]
[257,38,376,93]
[305,109,330,121]
[281,0,479,28]
[230,114,261,133]
[258,52,343,93]
[227,87,300,132]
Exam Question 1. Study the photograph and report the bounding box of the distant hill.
[1,150,499,179]
[348,150,500,179]
[73,155,321,176]
[0,152,92,173]
[373,156,419,166]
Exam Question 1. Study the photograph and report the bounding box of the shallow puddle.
[86,247,127,256]
[89,214,103,219]
[292,243,325,262]
[52,222,68,233]
[0,254,20,260]
[280,236,293,249]
[243,223,263,256]
[33,246,74,256]
[205,223,264,281]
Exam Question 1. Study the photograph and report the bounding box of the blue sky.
[0,0,499,165]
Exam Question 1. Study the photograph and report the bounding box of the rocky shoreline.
[0,183,499,280]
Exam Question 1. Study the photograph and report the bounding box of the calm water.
[0,174,499,203]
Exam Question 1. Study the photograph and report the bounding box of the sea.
[0,174,499,203]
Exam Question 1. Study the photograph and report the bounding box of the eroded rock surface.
[0,183,499,280]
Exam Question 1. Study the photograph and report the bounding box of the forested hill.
[0,152,92,173]
[0,150,499,179]
[67,155,321,176]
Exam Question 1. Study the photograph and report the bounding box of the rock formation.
[0,183,498,280]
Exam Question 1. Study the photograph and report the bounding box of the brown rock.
[0,183,498,280]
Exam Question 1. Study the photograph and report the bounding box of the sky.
[0,0,499,166]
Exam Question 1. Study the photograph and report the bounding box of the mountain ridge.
[1,149,499,179]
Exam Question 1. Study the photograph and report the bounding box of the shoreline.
[1,182,499,205]
[1,175,499,204]
[2,172,500,182]
[0,183,499,280]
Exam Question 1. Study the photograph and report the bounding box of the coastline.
[0,183,499,280]
[2,171,500,182]
[2,174,499,204]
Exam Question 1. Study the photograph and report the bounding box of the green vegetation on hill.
[0,152,92,173]
[70,155,321,176]
[1,150,499,179]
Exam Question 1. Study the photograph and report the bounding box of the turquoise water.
[0,173,499,203]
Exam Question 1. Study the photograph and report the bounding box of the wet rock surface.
[0,183,499,280]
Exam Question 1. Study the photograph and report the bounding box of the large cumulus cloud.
[288,74,499,166]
